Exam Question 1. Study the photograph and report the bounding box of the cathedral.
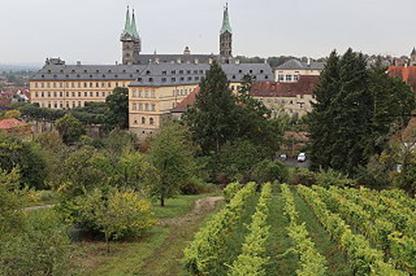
[120,4,234,65]
[29,4,273,138]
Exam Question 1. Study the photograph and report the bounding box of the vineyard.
[183,184,416,276]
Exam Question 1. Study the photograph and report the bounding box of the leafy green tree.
[0,169,23,235]
[251,159,288,184]
[106,87,129,129]
[0,210,70,275]
[215,139,269,183]
[61,147,111,196]
[55,114,86,145]
[148,121,197,206]
[115,151,156,190]
[184,61,239,154]
[309,48,416,176]
[0,133,47,189]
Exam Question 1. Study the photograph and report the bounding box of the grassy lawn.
[265,191,298,276]
[153,194,207,219]
[70,194,221,275]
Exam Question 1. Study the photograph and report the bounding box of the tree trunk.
[105,234,110,253]
[160,194,165,207]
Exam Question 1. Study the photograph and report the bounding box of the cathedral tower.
[411,47,416,66]
[219,3,233,63]
[121,6,141,65]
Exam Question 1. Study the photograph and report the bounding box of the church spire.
[123,6,131,36]
[220,3,232,34]
[131,9,139,39]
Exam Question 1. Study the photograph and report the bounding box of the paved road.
[283,158,311,168]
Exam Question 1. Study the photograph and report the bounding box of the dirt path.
[158,196,223,227]
[140,196,224,275]
[23,204,55,212]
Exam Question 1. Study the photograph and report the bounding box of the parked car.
[279,154,288,161]
[297,152,306,162]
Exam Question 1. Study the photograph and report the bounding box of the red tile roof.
[171,86,200,113]
[250,75,319,97]
[0,118,27,130]
[388,66,416,92]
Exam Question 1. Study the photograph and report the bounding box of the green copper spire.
[123,6,131,36]
[220,3,232,34]
[131,9,139,39]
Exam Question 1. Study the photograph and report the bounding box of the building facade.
[128,63,273,138]
[274,59,324,83]
[251,76,319,117]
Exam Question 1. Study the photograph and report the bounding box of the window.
[151,104,156,111]
[285,75,292,81]
[139,103,143,111]
[294,75,299,81]
[132,103,137,110]
[96,92,99,97]
[149,117,154,125]
[141,117,146,124]
[145,103,149,111]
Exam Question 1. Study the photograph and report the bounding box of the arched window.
[141,117,146,124]
[149,117,154,125]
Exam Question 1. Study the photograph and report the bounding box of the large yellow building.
[29,4,274,138]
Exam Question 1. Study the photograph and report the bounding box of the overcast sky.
[1,0,415,65]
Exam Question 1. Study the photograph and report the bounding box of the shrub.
[316,169,356,188]
[251,159,288,184]
[0,210,70,276]
[180,177,208,195]
[59,188,155,245]
[288,168,316,186]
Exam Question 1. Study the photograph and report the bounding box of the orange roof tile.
[0,118,27,130]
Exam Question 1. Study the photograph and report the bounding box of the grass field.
[70,194,221,275]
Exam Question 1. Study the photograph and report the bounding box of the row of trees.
[14,87,129,131]
[309,49,416,176]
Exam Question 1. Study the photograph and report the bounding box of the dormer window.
[108,69,112,73]
[71,70,75,73]
[48,70,51,73]
[149,78,153,82]
[146,70,151,75]
[114,74,118,78]
[162,71,167,75]
[123,69,126,73]
[96,70,99,73]
[89,75,93,78]
[60,69,64,73]
[84,70,87,73]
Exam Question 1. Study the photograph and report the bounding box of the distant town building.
[251,76,319,117]
[274,59,324,83]
[170,75,319,119]
[388,66,416,92]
